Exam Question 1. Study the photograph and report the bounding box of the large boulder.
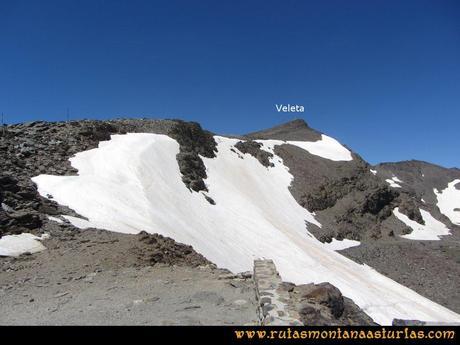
[285,281,376,325]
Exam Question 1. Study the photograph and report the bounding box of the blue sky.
[1,0,459,167]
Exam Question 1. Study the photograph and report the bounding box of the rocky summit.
[0,118,459,325]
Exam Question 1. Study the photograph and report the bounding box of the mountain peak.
[280,118,310,127]
[244,118,322,141]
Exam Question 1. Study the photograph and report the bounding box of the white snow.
[32,133,460,325]
[386,176,403,188]
[370,169,377,175]
[323,238,361,251]
[393,208,451,241]
[47,215,64,224]
[254,134,352,162]
[1,202,14,212]
[392,176,403,183]
[62,215,94,229]
[288,135,353,161]
[0,233,49,257]
[434,179,460,226]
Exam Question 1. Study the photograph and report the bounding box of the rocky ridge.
[1,117,459,321]
[244,119,431,242]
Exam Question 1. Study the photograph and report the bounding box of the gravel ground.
[0,229,258,325]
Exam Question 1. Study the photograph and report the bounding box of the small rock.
[183,305,201,310]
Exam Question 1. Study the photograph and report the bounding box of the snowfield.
[393,208,451,240]
[32,133,460,325]
[0,233,49,257]
[434,179,460,226]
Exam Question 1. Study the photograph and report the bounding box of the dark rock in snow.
[234,140,274,168]
[176,152,208,192]
[168,120,217,158]
[168,121,217,192]
[204,195,216,205]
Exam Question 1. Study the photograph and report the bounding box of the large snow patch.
[32,133,460,325]
[434,179,460,226]
[288,135,353,161]
[0,233,49,257]
[393,208,451,240]
[254,134,353,161]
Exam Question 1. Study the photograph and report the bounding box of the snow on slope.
[0,233,49,257]
[288,135,353,161]
[253,134,353,161]
[392,176,403,183]
[47,215,63,224]
[322,238,361,251]
[393,208,451,240]
[434,179,460,225]
[386,176,403,188]
[32,133,460,325]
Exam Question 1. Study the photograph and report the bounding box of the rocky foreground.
[0,225,374,325]
[0,229,257,325]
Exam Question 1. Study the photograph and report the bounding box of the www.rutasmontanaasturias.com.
[233,327,456,341]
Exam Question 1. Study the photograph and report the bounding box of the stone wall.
[253,259,302,325]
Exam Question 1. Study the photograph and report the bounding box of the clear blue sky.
[1,0,459,167]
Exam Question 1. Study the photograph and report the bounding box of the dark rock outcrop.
[397,194,424,224]
[234,140,274,167]
[0,175,43,236]
[271,142,405,241]
[175,152,209,192]
[168,121,217,192]
[136,231,211,267]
